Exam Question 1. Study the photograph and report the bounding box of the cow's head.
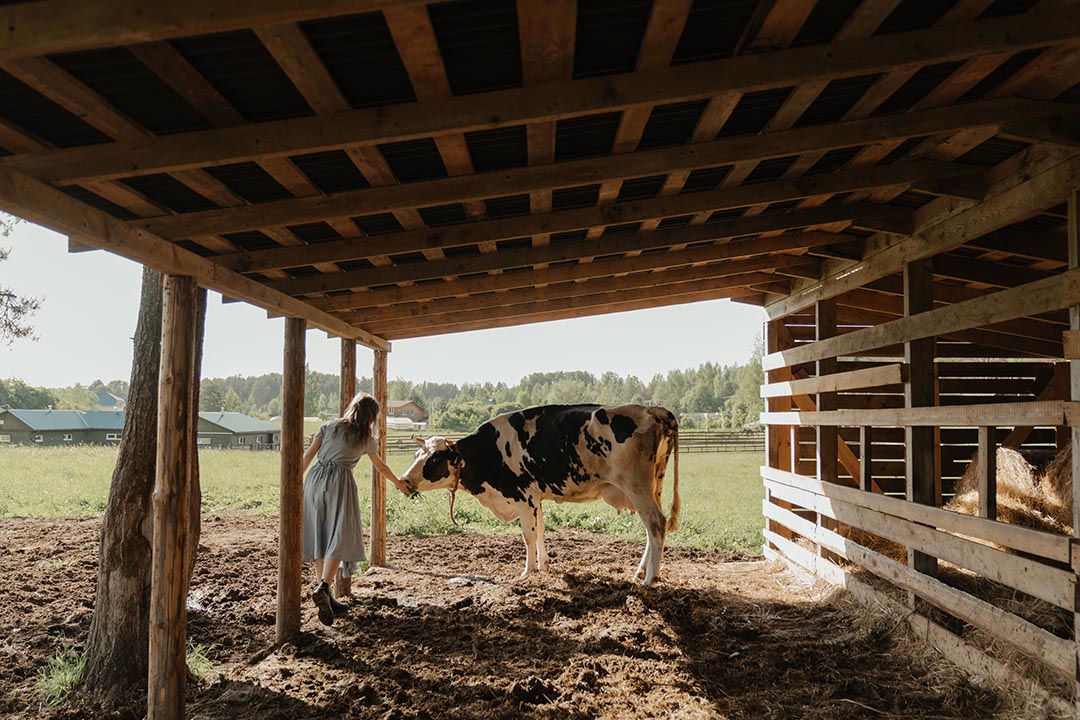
[400,435,464,493]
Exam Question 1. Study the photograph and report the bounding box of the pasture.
[0,444,763,556]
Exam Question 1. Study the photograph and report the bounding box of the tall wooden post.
[335,337,357,597]
[764,318,793,548]
[370,349,389,566]
[276,318,305,643]
[815,299,838,559]
[1067,186,1080,717]
[905,259,937,580]
[148,275,197,720]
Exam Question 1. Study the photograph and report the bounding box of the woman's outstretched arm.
[369,452,410,494]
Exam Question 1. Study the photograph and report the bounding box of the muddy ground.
[0,513,1028,719]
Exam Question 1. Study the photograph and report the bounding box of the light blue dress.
[301,422,376,578]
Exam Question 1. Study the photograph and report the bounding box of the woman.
[301,392,407,626]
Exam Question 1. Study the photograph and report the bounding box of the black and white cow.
[400,404,679,586]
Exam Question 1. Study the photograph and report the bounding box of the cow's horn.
[411,435,425,446]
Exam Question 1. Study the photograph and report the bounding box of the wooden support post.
[1067,186,1080,717]
[859,426,874,493]
[148,275,197,720]
[816,300,838,558]
[765,318,794,545]
[370,349,389,566]
[276,317,305,643]
[905,258,938,581]
[335,338,357,598]
[977,426,997,520]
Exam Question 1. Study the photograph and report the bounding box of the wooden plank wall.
[760,200,1080,709]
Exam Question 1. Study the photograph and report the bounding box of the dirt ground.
[0,513,1022,719]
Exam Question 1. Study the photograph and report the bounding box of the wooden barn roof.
[1,0,1079,352]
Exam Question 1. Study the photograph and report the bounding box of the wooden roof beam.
[347,268,783,325]
[766,149,1080,318]
[218,201,909,273]
[310,253,817,313]
[375,286,763,340]
[0,0,424,60]
[0,163,387,348]
[273,231,849,297]
[129,100,1052,239]
[11,9,1080,185]
[362,277,772,336]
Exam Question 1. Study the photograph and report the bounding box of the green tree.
[0,216,38,346]
[0,377,57,408]
[200,385,225,412]
[223,388,243,413]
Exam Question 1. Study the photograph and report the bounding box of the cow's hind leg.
[628,491,666,586]
[536,501,549,572]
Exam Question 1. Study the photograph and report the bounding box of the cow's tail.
[667,424,680,532]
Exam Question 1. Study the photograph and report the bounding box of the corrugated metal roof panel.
[171,30,313,122]
[198,412,280,433]
[429,0,523,95]
[49,47,211,135]
[300,12,416,109]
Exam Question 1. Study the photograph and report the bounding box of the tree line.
[2,342,764,431]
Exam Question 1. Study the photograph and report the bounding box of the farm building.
[0,408,278,448]
[0,408,125,445]
[196,411,281,450]
[386,399,428,423]
[1,0,1080,718]
[94,389,126,410]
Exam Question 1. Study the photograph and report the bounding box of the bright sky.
[1,222,766,387]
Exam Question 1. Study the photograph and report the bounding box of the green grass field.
[0,445,765,558]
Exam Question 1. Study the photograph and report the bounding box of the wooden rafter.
[218,201,908,273]
[271,231,847,296]
[355,270,783,329]
[0,163,388,347]
[376,286,764,340]
[10,10,1080,185]
[128,99,1052,239]
[766,149,1080,318]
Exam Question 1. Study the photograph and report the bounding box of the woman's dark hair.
[334,393,379,444]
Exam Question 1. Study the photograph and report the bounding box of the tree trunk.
[83,270,205,705]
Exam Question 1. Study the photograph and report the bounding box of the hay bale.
[947,445,1072,536]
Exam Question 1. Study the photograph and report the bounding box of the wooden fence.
[385,429,764,455]
[759,227,1080,712]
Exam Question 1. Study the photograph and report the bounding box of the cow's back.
[462,404,676,503]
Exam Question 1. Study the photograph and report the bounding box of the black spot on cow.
[595,408,609,425]
[583,426,612,457]
[610,414,637,443]
[453,405,600,504]
[505,441,512,458]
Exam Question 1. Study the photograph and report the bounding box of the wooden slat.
[760,363,908,398]
[0,163,388,348]
[370,349,388,566]
[762,500,1074,679]
[14,10,1080,183]
[762,468,1075,603]
[765,269,1080,371]
[761,401,1074,430]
